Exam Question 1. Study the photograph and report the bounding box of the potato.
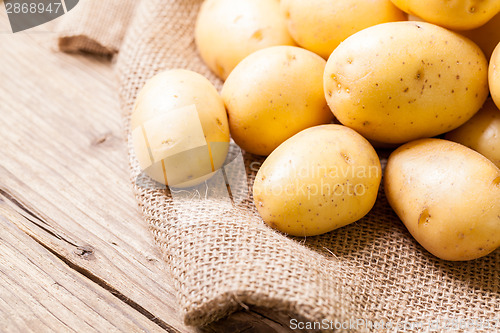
[222,46,333,156]
[390,0,500,30]
[445,99,500,168]
[490,42,500,110]
[195,0,295,80]
[280,0,406,59]
[253,124,381,236]
[385,138,500,261]
[324,21,489,144]
[131,69,229,187]
[459,12,500,60]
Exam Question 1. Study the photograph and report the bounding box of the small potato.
[222,46,333,156]
[131,69,229,187]
[390,0,500,30]
[490,42,500,110]
[385,138,500,261]
[195,0,295,80]
[280,0,406,59]
[253,125,382,237]
[324,21,489,144]
[446,99,500,168]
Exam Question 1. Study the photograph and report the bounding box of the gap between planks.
[0,188,179,333]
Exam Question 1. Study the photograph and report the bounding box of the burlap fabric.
[58,0,138,55]
[58,0,499,330]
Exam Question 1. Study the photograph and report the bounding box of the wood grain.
[0,214,166,333]
[0,14,299,333]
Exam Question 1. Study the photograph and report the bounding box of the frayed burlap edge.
[57,0,139,55]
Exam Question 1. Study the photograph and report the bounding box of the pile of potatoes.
[132,0,500,261]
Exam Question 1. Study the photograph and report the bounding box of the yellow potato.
[445,99,500,168]
[253,125,381,236]
[390,0,500,30]
[490,42,500,109]
[385,138,500,261]
[222,46,333,156]
[324,21,489,144]
[459,12,500,60]
[280,0,406,59]
[195,0,295,80]
[131,69,229,187]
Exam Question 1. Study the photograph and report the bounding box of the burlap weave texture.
[59,0,499,330]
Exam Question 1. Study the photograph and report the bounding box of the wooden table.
[0,12,294,333]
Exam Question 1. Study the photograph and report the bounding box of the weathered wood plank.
[0,214,168,333]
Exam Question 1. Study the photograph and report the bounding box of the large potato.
[390,0,500,30]
[280,0,406,59]
[324,21,489,144]
[253,125,381,237]
[131,69,229,187]
[222,46,333,156]
[195,0,295,80]
[385,138,500,261]
[445,99,500,168]
[490,42,500,110]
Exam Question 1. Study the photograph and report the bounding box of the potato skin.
[324,21,489,144]
[253,125,381,236]
[384,139,500,261]
[490,42,500,110]
[222,46,333,156]
[390,0,500,30]
[445,99,500,168]
[131,69,229,187]
[195,0,295,80]
[280,0,406,59]
[459,12,500,60]
[410,12,500,60]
